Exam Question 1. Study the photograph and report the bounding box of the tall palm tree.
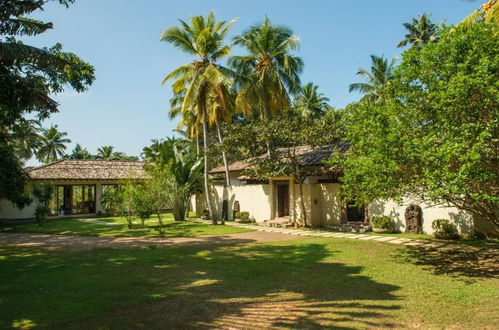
[161,11,236,223]
[207,88,235,187]
[397,14,442,49]
[348,55,397,103]
[95,145,115,160]
[37,125,71,163]
[293,83,333,119]
[10,119,42,161]
[229,17,304,120]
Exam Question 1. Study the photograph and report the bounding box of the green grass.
[0,213,251,238]
[0,238,497,329]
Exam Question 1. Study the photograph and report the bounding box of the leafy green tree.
[348,55,397,103]
[37,125,71,163]
[145,141,203,222]
[0,0,94,207]
[336,23,499,229]
[161,11,236,223]
[229,17,303,120]
[397,13,442,49]
[293,82,333,119]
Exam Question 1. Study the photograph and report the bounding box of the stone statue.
[233,200,240,220]
[405,204,422,233]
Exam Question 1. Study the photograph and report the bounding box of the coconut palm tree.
[95,145,115,160]
[170,88,233,187]
[293,83,333,119]
[161,11,236,223]
[229,17,304,120]
[397,13,442,49]
[66,143,91,159]
[37,125,71,163]
[348,55,397,103]
[460,1,498,27]
[10,119,42,161]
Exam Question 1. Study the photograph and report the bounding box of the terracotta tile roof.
[210,143,349,174]
[27,159,148,180]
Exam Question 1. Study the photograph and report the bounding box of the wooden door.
[277,184,289,217]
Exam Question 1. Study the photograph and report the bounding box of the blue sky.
[24,0,478,165]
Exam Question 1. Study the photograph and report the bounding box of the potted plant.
[371,216,395,233]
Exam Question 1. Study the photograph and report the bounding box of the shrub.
[371,216,394,230]
[235,211,250,223]
[432,219,460,240]
[34,205,50,225]
[201,209,210,220]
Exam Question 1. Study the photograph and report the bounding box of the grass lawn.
[1,238,497,329]
[0,213,251,238]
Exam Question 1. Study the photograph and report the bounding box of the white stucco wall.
[0,199,37,220]
[193,177,481,236]
[368,199,474,236]
[193,182,272,222]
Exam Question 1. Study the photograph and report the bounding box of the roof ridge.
[27,159,67,173]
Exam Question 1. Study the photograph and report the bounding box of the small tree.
[132,184,155,228]
[119,180,137,229]
[32,183,54,226]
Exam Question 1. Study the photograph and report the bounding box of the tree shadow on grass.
[0,242,402,329]
[392,243,499,281]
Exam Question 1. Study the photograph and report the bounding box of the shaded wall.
[368,199,475,236]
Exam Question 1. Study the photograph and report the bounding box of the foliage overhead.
[0,0,94,207]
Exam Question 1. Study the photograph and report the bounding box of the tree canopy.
[336,23,499,228]
[0,0,95,206]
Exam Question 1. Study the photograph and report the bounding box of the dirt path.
[0,231,298,251]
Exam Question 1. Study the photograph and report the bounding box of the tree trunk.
[201,93,216,224]
[216,122,230,187]
[298,175,307,227]
[196,134,200,157]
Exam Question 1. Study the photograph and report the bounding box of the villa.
[1,155,492,237]
[0,159,147,219]
[192,145,483,236]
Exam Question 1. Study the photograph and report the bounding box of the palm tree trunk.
[215,121,230,187]
[298,175,308,227]
[201,92,216,224]
[196,134,200,157]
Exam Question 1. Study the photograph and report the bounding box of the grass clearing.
[0,237,497,329]
[0,214,251,238]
